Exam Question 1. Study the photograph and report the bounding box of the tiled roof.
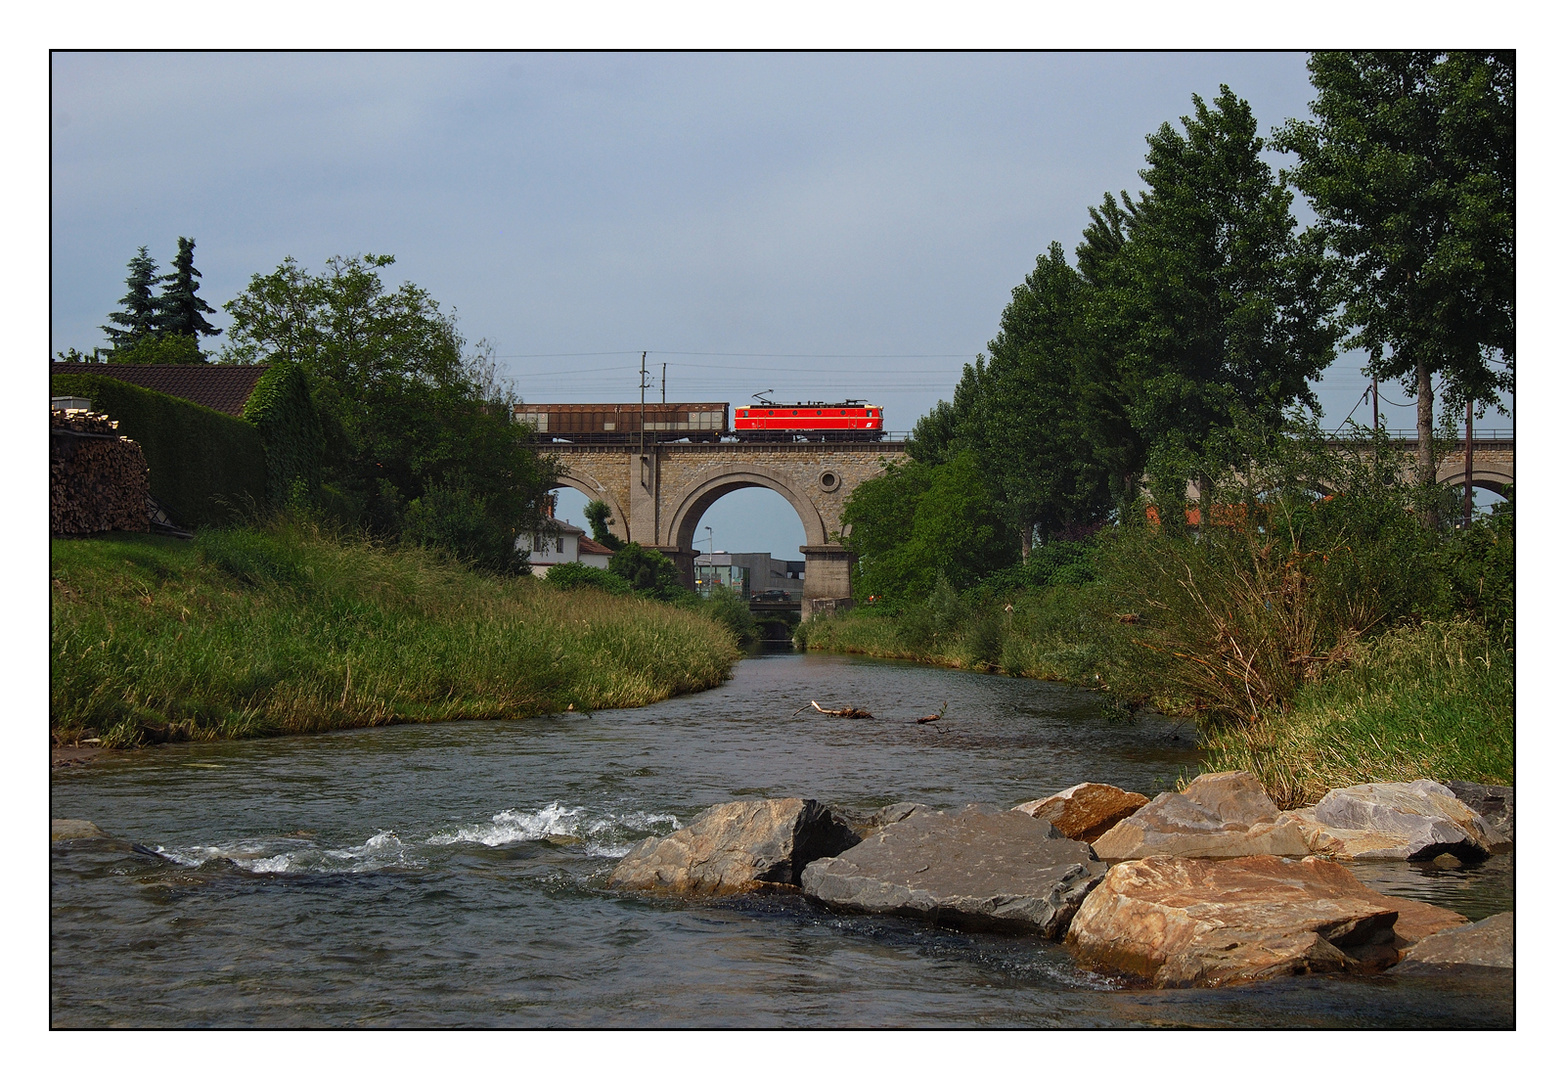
[50,362,269,417]
[578,536,615,556]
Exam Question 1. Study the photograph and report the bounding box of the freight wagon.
[512,403,729,442]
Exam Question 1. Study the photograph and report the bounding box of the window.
[555,537,564,553]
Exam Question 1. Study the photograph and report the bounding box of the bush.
[403,484,523,573]
[546,562,631,594]
[687,585,757,644]
[51,372,269,528]
[609,542,685,600]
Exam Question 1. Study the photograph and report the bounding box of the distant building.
[693,551,749,597]
[518,513,614,577]
[699,551,804,601]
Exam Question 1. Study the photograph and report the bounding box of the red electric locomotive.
[732,398,885,442]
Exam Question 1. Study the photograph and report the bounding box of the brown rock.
[51,819,110,842]
[607,798,859,896]
[1091,771,1309,860]
[1065,854,1467,988]
[1399,912,1514,971]
[1014,782,1149,843]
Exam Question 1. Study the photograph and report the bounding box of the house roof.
[50,362,269,417]
[578,536,615,556]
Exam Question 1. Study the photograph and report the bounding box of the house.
[517,513,615,576]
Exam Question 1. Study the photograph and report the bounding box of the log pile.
[50,408,151,535]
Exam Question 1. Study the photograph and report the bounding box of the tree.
[155,236,220,342]
[583,499,626,551]
[1103,86,1337,508]
[101,247,161,348]
[841,453,1013,602]
[1276,51,1515,503]
[222,253,557,571]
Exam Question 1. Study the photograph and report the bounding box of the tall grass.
[51,521,740,747]
[1200,620,1513,808]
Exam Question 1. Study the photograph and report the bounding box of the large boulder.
[1013,782,1149,843]
[1397,912,1514,973]
[1066,854,1468,988]
[1090,771,1310,861]
[800,804,1105,937]
[1444,781,1514,849]
[1286,780,1503,862]
[607,798,860,896]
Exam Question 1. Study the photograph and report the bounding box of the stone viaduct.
[545,439,908,618]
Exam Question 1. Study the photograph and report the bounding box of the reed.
[51,522,740,747]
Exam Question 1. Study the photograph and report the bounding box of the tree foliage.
[222,253,556,572]
[583,499,626,551]
[1276,51,1515,486]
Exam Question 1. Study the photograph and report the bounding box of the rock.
[1065,854,1468,988]
[1444,781,1515,849]
[864,801,933,831]
[607,798,860,896]
[1288,780,1502,861]
[1090,771,1310,860]
[1013,782,1149,843]
[800,804,1104,937]
[1430,853,1463,870]
[1398,912,1514,972]
[51,819,110,842]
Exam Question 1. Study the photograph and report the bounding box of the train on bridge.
[511,399,886,443]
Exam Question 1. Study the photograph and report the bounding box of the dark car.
[751,589,793,602]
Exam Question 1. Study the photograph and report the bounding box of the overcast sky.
[50,51,1513,557]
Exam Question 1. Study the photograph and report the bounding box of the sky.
[50,50,1514,556]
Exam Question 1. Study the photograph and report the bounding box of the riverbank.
[51,523,741,747]
[798,606,1512,809]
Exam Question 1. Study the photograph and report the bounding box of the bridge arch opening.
[548,473,628,543]
[665,466,827,553]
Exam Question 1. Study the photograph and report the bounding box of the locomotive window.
[792,410,798,416]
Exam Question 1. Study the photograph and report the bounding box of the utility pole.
[1464,399,1475,528]
[639,351,648,456]
[662,362,667,404]
[1372,377,1379,433]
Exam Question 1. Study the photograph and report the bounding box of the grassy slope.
[52,525,740,746]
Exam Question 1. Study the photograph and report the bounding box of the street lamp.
[704,526,715,595]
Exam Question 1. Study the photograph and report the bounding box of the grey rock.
[864,801,933,831]
[1398,911,1514,972]
[1305,780,1500,861]
[607,797,860,896]
[1091,771,1310,861]
[800,804,1104,937]
[1445,781,1515,848]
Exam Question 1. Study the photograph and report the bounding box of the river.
[50,650,1513,1028]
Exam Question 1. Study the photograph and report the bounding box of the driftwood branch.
[805,700,875,719]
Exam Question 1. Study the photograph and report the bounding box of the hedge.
[51,372,268,528]
[241,361,323,506]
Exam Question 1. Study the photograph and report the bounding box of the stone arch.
[663,464,827,551]
[1436,471,1513,497]
[551,468,629,543]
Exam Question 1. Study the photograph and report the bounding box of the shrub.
[403,484,523,573]
[609,542,685,600]
[546,562,631,594]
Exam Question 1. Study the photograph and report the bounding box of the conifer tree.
[155,236,220,340]
[100,246,161,347]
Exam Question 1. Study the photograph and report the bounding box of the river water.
[51,650,1513,1028]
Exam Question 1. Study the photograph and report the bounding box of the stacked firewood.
[50,409,151,535]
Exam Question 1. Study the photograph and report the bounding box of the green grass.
[51,523,741,747]
[1198,619,1514,808]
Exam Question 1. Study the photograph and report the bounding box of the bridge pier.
[799,544,855,621]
